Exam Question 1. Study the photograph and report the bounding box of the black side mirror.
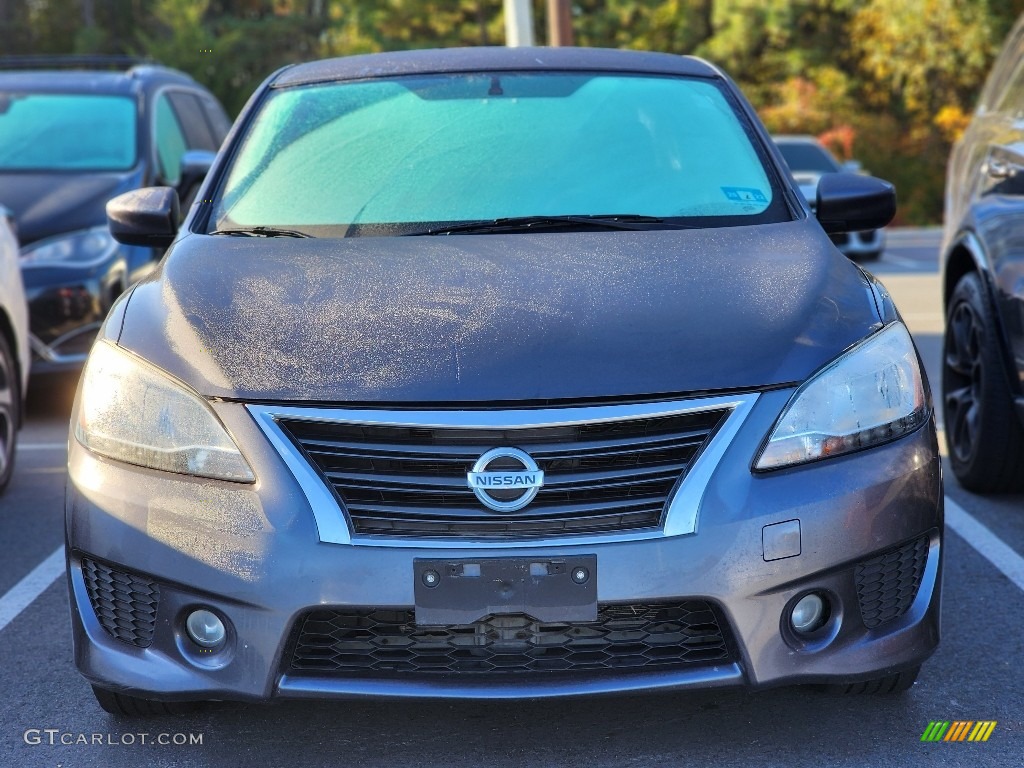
[815,173,896,234]
[106,187,180,248]
[178,150,217,200]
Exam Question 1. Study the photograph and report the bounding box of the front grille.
[278,408,730,539]
[855,536,929,628]
[82,558,160,648]
[288,601,733,676]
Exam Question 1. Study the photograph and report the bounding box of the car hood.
[0,170,141,247]
[116,221,882,403]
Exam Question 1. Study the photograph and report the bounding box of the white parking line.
[0,546,64,634]
[16,442,66,452]
[945,496,1024,592]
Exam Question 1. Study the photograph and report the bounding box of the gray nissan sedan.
[66,47,942,716]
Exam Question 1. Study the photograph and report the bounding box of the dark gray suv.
[942,15,1024,493]
[66,47,941,715]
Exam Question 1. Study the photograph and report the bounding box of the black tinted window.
[167,91,218,151]
[198,93,231,143]
[777,143,840,174]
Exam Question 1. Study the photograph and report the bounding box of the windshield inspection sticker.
[721,187,768,204]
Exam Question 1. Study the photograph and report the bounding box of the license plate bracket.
[413,556,597,626]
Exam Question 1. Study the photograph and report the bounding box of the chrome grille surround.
[249,394,758,547]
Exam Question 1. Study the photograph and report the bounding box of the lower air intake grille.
[82,558,160,648]
[288,601,733,676]
[855,536,929,629]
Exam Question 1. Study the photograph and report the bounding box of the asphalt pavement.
[1,227,1022,768]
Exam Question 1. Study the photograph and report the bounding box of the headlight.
[75,340,255,482]
[755,322,927,470]
[20,226,117,267]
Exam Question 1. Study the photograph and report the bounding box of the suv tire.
[942,272,1024,492]
[0,331,19,493]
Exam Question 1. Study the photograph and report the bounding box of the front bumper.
[22,244,155,374]
[66,389,943,701]
[23,263,119,373]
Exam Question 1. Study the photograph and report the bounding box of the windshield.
[0,92,137,171]
[211,72,789,235]
[776,142,840,174]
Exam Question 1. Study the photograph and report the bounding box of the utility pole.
[81,0,95,28]
[504,0,535,47]
[547,0,573,47]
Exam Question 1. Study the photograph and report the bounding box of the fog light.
[186,609,226,648]
[790,593,825,634]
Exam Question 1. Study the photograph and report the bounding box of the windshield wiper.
[210,226,312,238]
[404,214,697,236]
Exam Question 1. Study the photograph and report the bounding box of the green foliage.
[573,1,714,52]
[5,0,1024,223]
[851,0,996,120]
[839,0,1021,222]
[3,0,83,53]
[323,0,505,53]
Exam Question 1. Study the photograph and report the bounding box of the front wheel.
[942,272,1024,492]
[0,331,20,494]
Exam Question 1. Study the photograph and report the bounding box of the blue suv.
[0,56,230,373]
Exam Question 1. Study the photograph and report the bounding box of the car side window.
[155,93,188,186]
[198,93,232,145]
[167,92,219,152]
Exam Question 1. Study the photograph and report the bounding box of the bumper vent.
[288,601,733,676]
[82,558,160,648]
[278,408,730,540]
[855,536,929,629]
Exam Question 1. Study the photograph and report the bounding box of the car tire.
[91,685,201,717]
[0,331,20,494]
[856,250,882,262]
[816,665,920,695]
[942,272,1024,492]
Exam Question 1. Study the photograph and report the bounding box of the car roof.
[0,66,198,94]
[272,47,723,88]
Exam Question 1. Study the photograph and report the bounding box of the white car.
[773,135,886,261]
[0,204,29,492]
